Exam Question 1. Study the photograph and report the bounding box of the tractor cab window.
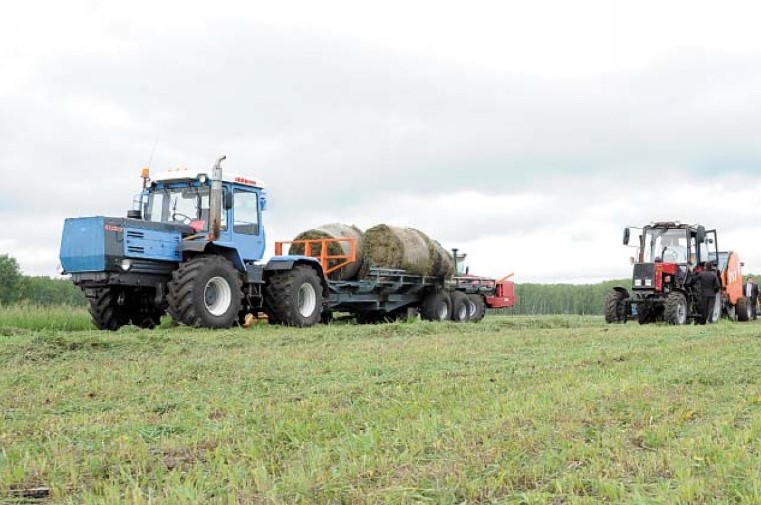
[233,190,259,235]
[146,186,223,230]
[643,229,690,264]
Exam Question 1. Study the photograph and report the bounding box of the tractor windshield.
[642,228,691,264]
[146,186,214,228]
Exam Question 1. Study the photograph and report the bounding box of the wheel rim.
[437,302,448,320]
[456,304,467,320]
[298,283,317,317]
[676,301,687,324]
[467,300,476,318]
[204,276,232,316]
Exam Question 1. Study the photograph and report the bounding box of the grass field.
[2,312,761,503]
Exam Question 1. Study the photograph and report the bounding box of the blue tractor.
[60,156,328,330]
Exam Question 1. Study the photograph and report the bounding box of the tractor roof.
[151,167,265,189]
[648,221,697,230]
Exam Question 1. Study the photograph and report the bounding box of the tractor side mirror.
[696,225,706,243]
[623,228,630,246]
[741,262,745,267]
[223,190,233,210]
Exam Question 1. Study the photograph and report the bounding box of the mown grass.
[1,315,761,503]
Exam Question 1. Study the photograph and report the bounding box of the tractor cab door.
[228,187,265,262]
[702,229,719,266]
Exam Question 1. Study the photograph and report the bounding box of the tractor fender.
[179,241,245,271]
[612,287,630,299]
[264,256,329,298]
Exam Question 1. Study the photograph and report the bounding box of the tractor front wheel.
[467,294,487,323]
[264,265,324,327]
[167,256,243,328]
[604,290,628,324]
[89,289,129,331]
[664,292,688,325]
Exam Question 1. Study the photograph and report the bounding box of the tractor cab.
[131,167,269,264]
[625,222,717,293]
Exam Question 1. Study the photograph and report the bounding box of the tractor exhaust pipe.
[208,155,226,241]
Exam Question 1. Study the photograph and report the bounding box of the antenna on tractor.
[140,138,159,189]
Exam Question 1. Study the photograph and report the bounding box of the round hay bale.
[288,223,364,280]
[430,239,455,278]
[363,225,434,276]
[411,229,455,279]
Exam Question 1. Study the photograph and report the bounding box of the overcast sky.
[3,0,761,283]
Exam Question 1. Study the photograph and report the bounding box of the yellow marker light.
[141,167,150,178]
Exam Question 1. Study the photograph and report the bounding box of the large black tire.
[450,291,470,322]
[737,296,751,322]
[664,291,688,325]
[89,289,129,331]
[420,291,451,321]
[264,265,324,327]
[604,290,627,324]
[467,294,487,323]
[167,256,243,328]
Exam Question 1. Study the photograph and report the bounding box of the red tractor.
[606,221,750,325]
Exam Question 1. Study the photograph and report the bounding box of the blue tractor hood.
[60,217,192,273]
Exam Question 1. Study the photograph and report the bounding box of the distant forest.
[508,280,628,315]
[1,254,630,315]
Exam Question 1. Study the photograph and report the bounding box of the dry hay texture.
[363,225,454,278]
[289,223,364,280]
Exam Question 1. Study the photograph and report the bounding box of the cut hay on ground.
[289,223,364,280]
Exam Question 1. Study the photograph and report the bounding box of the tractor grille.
[632,263,656,290]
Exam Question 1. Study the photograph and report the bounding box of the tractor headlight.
[634,279,642,287]
[120,259,133,271]
[644,279,652,287]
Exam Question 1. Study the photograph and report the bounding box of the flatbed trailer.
[276,237,516,324]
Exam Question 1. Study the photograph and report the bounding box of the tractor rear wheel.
[664,292,688,325]
[264,265,324,327]
[89,289,129,331]
[737,296,751,322]
[467,294,487,323]
[604,290,627,324]
[167,256,243,328]
[421,291,451,322]
[450,291,470,322]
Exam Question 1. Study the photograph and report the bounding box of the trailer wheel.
[664,291,688,325]
[421,291,451,322]
[264,265,323,327]
[466,294,486,323]
[737,296,751,322]
[604,289,627,324]
[89,289,129,331]
[167,256,243,328]
[450,291,470,322]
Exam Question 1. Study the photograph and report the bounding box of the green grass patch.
[1,315,761,503]
[0,304,93,332]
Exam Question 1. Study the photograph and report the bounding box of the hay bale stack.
[288,223,364,280]
[363,225,454,278]
[428,238,455,278]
